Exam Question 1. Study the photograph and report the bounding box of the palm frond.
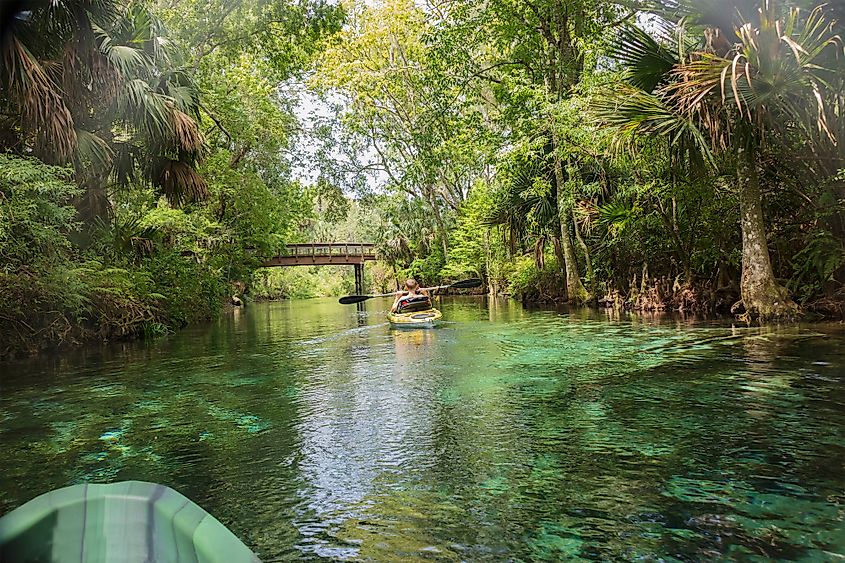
[111,141,141,187]
[738,5,840,141]
[668,54,726,110]
[153,159,208,206]
[74,184,112,223]
[2,36,77,162]
[170,106,204,156]
[73,129,114,173]
[95,22,152,77]
[593,83,715,164]
[667,4,841,147]
[160,79,202,118]
[118,78,173,141]
[612,24,679,92]
[574,200,599,235]
[120,2,173,67]
[597,199,638,238]
[642,0,757,34]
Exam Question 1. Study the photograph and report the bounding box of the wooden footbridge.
[263,243,377,294]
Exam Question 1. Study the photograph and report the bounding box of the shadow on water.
[0,297,844,561]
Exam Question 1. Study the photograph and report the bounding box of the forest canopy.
[1,0,844,355]
[311,0,845,319]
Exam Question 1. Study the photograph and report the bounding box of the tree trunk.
[737,152,796,319]
[534,237,546,270]
[552,148,588,303]
[656,196,692,282]
[572,207,595,296]
[558,196,588,303]
[552,236,565,271]
[484,229,494,295]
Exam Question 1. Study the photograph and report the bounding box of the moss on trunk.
[737,153,797,320]
[552,163,589,303]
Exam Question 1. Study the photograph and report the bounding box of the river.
[1,297,844,561]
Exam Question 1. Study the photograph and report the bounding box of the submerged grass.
[0,299,843,560]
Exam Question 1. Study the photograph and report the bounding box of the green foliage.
[309,0,845,314]
[314,0,497,257]
[144,252,224,326]
[368,194,447,271]
[0,0,346,356]
[252,266,359,300]
[5,0,845,358]
[159,0,344,84]
[1,1,210,213]
[402,250,446,288]
[485,142,559,255]
[789,231,845,302]
[0,156,225,353]
[506,256,564,302]
[443,182,494,280]
[0,155,80,270]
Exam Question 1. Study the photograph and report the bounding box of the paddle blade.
[339,295,371,305]
[449,278,482,289]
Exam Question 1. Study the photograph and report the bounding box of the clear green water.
[1,297,844,561]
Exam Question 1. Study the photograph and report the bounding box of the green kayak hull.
[0,481,259,563]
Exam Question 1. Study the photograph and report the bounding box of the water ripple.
[0,299,843,561]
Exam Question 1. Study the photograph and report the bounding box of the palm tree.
[0,0,207,221]
[484,152,568,277]
[374,196,440,272]
[595,1,841,318]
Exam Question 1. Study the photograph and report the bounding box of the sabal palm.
[595,1,841,317]
[0,0,207,215]
[377,197,438,266]
[484,157,560,268]
[669,3,839,150]
[593,23,714,175]
[676,3,839,316]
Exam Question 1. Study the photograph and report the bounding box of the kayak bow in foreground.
[0,481,259,563]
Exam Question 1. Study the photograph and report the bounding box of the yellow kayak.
[387,308,442,328]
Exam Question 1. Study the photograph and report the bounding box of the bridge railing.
[285,243,376,258]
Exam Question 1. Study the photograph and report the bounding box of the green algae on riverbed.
[1,298,844,561]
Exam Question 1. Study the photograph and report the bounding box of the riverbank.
[0,258,227,361]
[508,274,845,322]
[4,280,843,362]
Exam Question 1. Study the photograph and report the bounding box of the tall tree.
[595,1,841,317]
[315,0,498,261]
[157,0,344,266]
[434,0,625,301]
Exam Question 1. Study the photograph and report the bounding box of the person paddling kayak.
[391,278,430,313]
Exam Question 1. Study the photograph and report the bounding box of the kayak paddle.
[338,278,482,305]
[338,291,398,305]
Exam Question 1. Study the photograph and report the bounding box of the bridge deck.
[264,243,376,267]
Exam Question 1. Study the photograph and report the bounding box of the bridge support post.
[354,264,365,296]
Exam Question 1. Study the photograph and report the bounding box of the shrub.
[507,255,565,302]
[0,155,80,271]
[144,252,225,326]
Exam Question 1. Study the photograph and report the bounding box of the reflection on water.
[1,297,844,561]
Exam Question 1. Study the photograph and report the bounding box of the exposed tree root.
[803,288,845,321]
[738,278,799,321]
